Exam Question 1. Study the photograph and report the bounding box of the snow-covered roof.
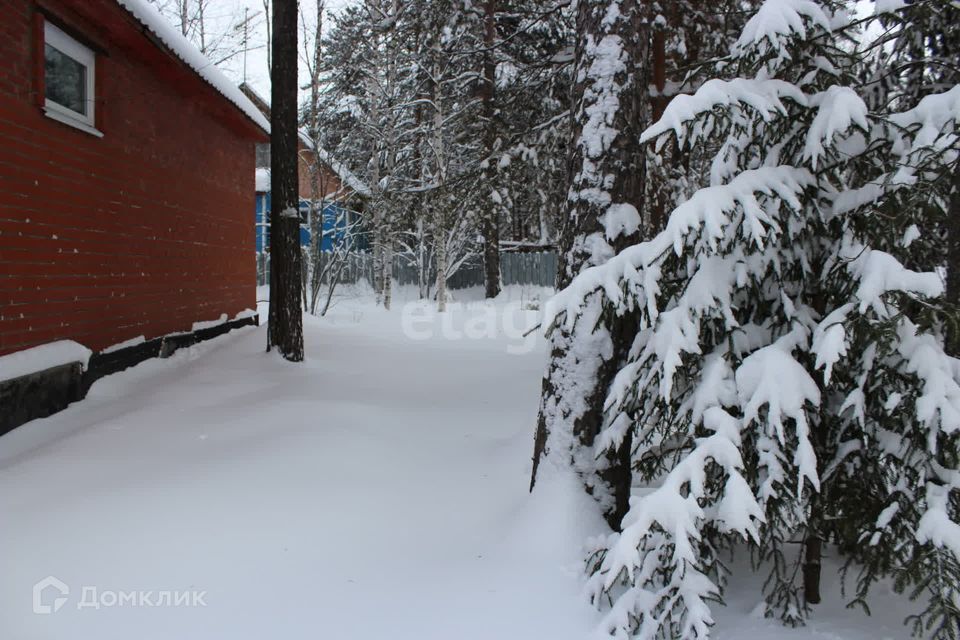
[115,0,270,134]
[299,135,373,198]
[238,85,371,199]
[255,168,270,192]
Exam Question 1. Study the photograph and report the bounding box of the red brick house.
[0,0,269,431]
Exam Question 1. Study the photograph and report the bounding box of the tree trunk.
[368,65,385,305]
[434,201,447,312]
[432,50,447,312]
[946,159,960,355]
[267,0,304,362]
[481,0,501,299]
[262,0,272,80]
[382,10,398,310]
[803,534,822,605]
[383,244,393,310]
[417,216,428,299]
[198,0,207,53]
[307,0,324,315]
[530,0,652,531]
[179,0,189,36]
[308,189,322,314]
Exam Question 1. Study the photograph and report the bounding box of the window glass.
[45,43,87,115]
[256,144,271,168]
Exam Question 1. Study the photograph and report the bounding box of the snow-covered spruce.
[541,1,960,638]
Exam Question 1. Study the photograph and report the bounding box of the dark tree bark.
[480,0,501,299]
[803,534,823,605]
[947,159,960,355]
[267,0,304,362]
[530,0,652,530]
[552,1,648,290]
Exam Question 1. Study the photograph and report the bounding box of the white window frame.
[43,20,100,136]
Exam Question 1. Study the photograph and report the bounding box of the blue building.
[254,184,361,254]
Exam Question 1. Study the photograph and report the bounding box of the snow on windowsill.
[0,340,92,383]
[43,108,104,138]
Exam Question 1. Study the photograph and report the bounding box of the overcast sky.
[186,0,356,102]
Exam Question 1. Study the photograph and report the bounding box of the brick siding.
[0,0,261,356]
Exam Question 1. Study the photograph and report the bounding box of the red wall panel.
[0,0,259,356]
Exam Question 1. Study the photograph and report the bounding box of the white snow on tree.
[541,0,960,637]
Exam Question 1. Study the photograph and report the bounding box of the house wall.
[254,141,344,200]
[0,0,258,356]
[298,142,344,201]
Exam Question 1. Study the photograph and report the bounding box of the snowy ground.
[0,285,917,639]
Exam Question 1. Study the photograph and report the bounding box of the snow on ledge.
[193,314,229,332]
[0,313,258,383]
[102,335,146,354]
[191,310,256,332]
[0,340,92,383]
[115,0,270,134]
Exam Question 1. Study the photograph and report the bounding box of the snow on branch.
[848,247,944,314]
[589,401,765,638]
[736,338,822,496]
[640,78,807,147]
[804,86,869,169]
[916,484,960,558]
[732,0,832,59]
[896,322,960,437]
[543,166,813,332]
[888,85,960,149]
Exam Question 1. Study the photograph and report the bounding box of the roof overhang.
[42,0,269,142]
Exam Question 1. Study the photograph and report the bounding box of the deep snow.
[0,286,923,639]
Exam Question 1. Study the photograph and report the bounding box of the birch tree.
[301,0,326,315]
[478,0,501,298]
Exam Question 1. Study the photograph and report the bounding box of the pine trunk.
[530,0,651,530]
[267,0,304,362]
[946,159,960,355]
[803,534,822,605]
[481,0,501,299]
